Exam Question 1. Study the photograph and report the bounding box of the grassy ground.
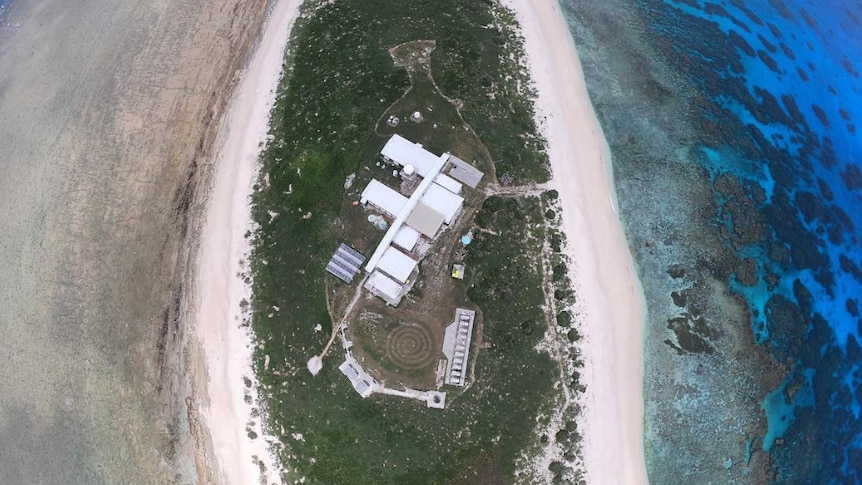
[249,1,563,483]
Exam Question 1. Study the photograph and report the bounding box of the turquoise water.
[559,0,861,482]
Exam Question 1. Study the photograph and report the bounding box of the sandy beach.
[191,0,302,483]
[504,1,650,483]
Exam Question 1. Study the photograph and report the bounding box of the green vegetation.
[249,1,564,483]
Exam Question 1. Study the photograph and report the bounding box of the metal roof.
[360,179,408,218]
[393,225,420,252]
[376,246,418,284]
[446,154,484,188]
[422,183,464,224]
[380,134,442,177]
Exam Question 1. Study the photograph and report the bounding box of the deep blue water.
[635,0,861,481]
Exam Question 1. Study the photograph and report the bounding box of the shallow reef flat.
[561,0,861,482]
[0,0,270,483]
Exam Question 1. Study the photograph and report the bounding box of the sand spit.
[504,1,650,484]
[0,0,271,483]
[192,0,302,483]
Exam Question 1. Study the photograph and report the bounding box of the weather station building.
[354,134,483,306]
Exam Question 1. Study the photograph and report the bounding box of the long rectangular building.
[440,308,476,387]
[360,179,408,218]
[381,134,442,177]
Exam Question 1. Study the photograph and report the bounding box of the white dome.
[403,164,415,175]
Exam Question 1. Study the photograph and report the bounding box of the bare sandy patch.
[192,0,303,483]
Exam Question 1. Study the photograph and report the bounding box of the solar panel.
[335,250,362,268]
[325,244,366,284]
[326,263,354,283]
[329,256,358,274]
[337,244,366,266]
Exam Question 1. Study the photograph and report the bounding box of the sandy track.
[192,0,304,483]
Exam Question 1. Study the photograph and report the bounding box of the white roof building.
[422,183,464,224]
[393,225,421,252]
[377,246,418,284]
[406,202,446,238]
[364,153,448,273]
[381,134,442,177]
[338,356,378,398]
[434,173,463,194]
[360,179,407,218]
[364,270,405,306]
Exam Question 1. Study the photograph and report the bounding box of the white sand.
[504,1,650,483]
[193,0,302,483]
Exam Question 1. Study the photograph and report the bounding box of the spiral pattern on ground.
[385,323,435,369]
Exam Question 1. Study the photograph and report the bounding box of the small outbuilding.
[338,356,378,398]
[451,264,465,280]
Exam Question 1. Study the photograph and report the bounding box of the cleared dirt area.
[327,41,494,391]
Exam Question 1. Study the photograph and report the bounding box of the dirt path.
[319,274,369,361]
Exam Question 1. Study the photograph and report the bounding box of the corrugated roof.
[360,179,407,218]
[446,154,484,188]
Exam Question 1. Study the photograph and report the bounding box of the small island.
[249,2,584,482]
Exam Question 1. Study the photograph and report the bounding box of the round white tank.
[403,164,415,176]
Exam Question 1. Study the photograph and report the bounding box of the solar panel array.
[326,243,366,283]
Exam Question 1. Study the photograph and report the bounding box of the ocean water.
[559,0,860,483]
